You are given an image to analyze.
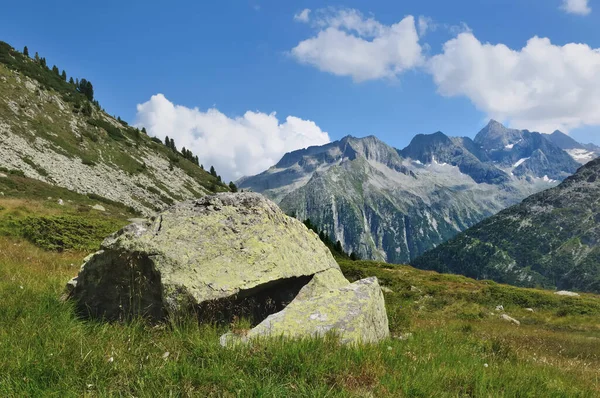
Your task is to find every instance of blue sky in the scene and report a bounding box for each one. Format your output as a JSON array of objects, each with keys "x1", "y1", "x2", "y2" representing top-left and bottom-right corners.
[{"x1": 1, "y1": 0, "x2": 599, "y2": 180}]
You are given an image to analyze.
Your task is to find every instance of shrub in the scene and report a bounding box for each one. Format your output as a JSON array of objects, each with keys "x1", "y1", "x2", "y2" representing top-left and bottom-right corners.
[
  {"x1": 19, "y1": 215, "x2": 123, "y2": 251},
  {"x1": 87, "y1": 119, "x2": 125, "y2": 141}
]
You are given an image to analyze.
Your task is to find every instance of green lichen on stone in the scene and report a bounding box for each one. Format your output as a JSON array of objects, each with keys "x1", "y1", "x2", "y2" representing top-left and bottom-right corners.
[{"x1": 223, "y1": 277, "x2": 390, "y2": 345}]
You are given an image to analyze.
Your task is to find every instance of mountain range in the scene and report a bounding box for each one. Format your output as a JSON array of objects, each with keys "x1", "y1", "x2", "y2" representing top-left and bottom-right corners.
[{"x1": 239, "y1": 120, "x2": 588, "y2": 263}]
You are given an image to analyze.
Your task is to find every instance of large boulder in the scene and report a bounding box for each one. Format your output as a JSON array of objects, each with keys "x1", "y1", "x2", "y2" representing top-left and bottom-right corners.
[{"x1": 66, "y1": 192, "x2": 389, "y2": 344}]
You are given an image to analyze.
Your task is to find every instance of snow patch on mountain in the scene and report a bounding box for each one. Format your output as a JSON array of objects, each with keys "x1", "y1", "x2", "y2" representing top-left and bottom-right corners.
[
  {"x1": 513, "y1": 158, "x2": 530, "y2": 168},
  {"x1": 566, "y1": 149, "x2": 597, "y2": 164}
]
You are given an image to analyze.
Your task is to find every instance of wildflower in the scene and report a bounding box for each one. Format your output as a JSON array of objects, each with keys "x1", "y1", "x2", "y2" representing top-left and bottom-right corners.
[{"x1": 108, "y1": 356, "x2": 114, "y2": 363}]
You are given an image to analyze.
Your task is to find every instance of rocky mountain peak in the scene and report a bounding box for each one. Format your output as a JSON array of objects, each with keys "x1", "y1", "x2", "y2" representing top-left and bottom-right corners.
[
  {"x1": 474, "y1": 119, "x2": 524, "y2": 151},
  {"x1": 546, "y1": 130, "x2": 586, "y2": 151}
]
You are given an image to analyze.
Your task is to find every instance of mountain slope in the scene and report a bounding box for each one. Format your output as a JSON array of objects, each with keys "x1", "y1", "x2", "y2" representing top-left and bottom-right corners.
[
  {"x1": 0, "y1": 41, "x2": 228, "y2": 215},
  {"x1": 412, "y1": 158, "x2": 600, "y2": 293},
  {"x1": 240, "y1": 125, "x2": 577, "y2": 263}
]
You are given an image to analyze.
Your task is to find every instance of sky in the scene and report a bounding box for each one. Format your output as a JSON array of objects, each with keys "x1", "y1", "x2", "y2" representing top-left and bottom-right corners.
[{"x1": 1, "y1": 0, "x2": 600, "y2": 181}]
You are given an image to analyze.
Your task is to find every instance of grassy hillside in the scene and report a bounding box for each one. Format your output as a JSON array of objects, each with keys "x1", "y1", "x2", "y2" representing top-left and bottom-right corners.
[
  {"x1": 0, "y1": 41, "x2": 230, "y2": 214},
  {"x1": 1, "y1": 193, "x2": 599, "y2": 396}
]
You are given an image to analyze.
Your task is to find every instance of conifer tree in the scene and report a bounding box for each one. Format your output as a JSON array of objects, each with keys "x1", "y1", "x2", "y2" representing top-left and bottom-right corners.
[
  {"x1": 141, "y1": 127, "x2": 147, "y2": 134},
  {"x1": 335, "y1": 240, "x2": 343, "y2": 253},
  {"x1": 169, "y1": 138, "x2": 175, "y2": 151},
  {"x1": 76, "y1": 79, "x2": 94, "y2": 101},
  {"x1": 61, "y1": 70, "x2": 67, "y2": 81},
  {"x1": 23, "y1": 46, "x2": 29, "y2": 57},
  {"x1": 34, "y1": 52, "x2": 39, "y2": 62},
  {"x1": 82, "y1": 101, "x2": 93, "y2": 116},
  {"x1": 229, "y1": 181, "x2": 238, "y2": 192},
  {"x1": 69, "y1": 77, "x2": 74, "y2": 85},
  {"x1": 210, "y1": 166, "x2": 217, "y2": 177}
]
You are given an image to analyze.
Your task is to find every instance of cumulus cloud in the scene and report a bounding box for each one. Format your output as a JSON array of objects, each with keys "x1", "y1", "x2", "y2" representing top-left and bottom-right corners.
[
  {"x1": 561, "y1": 0, "x2": 591, "y2": 15},
  {"x1": 290, "y1": 9, "x2": 424, "y2": 82},
  {"x1": 135, "y1": 94, "x2": 330, "y2": 181},
  {"x1": 417, "y1": 16, "x2": 434, "y2": 36},
  {"x1": 429, "y1": 32, "x2": 600, "y2": 133},
  {"x1": 294, "y1": 8, "x2": 311, "y2": 23}
]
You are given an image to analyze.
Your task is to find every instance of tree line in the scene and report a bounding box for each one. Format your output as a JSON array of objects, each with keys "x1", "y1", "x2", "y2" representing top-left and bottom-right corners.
[
  {"x1": 162, "y1": 135, "x2": 238, "y2": 192},
  {"x1": 23, "y1": 45, "x2": 95, "y2": 103}
]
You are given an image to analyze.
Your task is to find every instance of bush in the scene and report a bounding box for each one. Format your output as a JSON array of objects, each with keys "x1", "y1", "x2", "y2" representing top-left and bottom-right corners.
[
  {"x1": 81, "y1": 157, "x2": 96, "y2": 166},
  {"x1": 87, "y1": 119, "x2": 125, "y2": 141},
  {"x1": 21, "y1": 157, "x2": 49, "y2": 177},
  {"x1": 19, "y1": 215, "x2": 123, "y2": 251}
]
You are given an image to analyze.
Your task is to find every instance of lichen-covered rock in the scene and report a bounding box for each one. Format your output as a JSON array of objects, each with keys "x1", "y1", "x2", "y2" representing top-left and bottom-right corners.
[
  {"x1": 67, "y1": 193, "x2": 344, "y2": 322},
  {"x1": 221, "y1": 277, "x2": 390, "y2": 346}
]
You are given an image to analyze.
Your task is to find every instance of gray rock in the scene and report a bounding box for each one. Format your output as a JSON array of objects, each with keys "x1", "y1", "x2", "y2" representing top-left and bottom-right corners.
[
  {"x1": 495, "y1": 305, "x2": 504, "y2": 312},
  {"x1": 221, "y1": 277, "x2": 389, "y2": 346},
  {"x1": 91, "y1": 204, "x2": 106, "y2": 212},
  {"x1": 66, "y1": 192, "x2": 389, "y2": 344},
  {"x1": 500, "y1": 314, "x2": 520, "y2": 325},
  {"x1": 555, "y1": 290, "x2": 580, "y2": 297},
  {"x1": 57, "y1": 198, "x2": 64, "y2": 205}
]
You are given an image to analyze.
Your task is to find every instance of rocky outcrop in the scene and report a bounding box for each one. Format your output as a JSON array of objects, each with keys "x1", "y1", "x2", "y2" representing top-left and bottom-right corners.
[{"x1": 66, "y1": 192, "x2": 389, "y2": 344}]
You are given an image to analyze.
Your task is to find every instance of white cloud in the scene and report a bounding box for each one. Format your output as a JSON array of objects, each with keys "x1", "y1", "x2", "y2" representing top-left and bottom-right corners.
[
  {"x1": 429, "y1": 32, "x2": 600, "y2": 133},
  {"x1": 294, "y1": 8, "x2": 311, "y2": 23},
  {"x1": 417, "y1": 16, "x2": 433, "y2": 36},
  {"x1": 291, "y1": 9, "x2": 424, "y2": 82},
  {"x1": 561, "y1": 0, "x2": 591, "y2": 15},
  {"x1": 135, "y1": 94, "x2": 330, "y2": 181}
]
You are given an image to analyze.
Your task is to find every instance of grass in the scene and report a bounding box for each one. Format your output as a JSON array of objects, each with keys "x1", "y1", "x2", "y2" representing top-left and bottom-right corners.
[{"x1": 1, "y1": 199, "x2": 600, "y2": 396}]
